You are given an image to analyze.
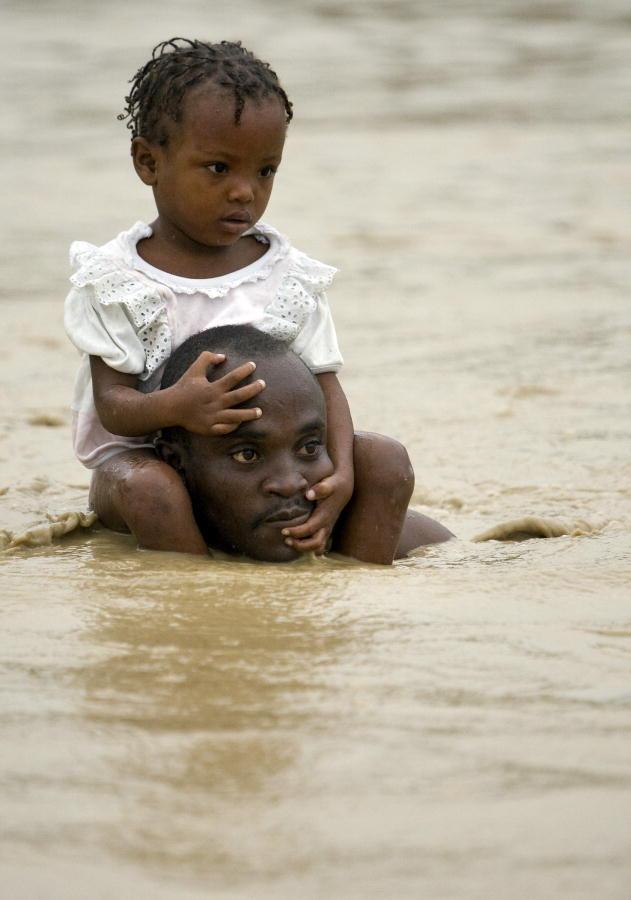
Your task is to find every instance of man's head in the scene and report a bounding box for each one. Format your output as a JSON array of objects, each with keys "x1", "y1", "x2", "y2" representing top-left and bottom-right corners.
[{"x1": 157, "y1": 326, "x2": 334, "y2": 561}]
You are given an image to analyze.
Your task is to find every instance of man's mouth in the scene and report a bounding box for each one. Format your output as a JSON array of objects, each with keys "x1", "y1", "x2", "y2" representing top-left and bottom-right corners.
[{"x1": 260, "y1": 504, "x2": 312, "y2": 527}]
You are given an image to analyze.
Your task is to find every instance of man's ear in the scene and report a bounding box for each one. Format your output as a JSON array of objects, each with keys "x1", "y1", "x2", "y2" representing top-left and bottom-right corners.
[
  {"x1": 131, "y1": 136, "x2": 161, "y2": 186},
  {"x1": 155, "y1": 437, "x2": 186, "y2": 474}
]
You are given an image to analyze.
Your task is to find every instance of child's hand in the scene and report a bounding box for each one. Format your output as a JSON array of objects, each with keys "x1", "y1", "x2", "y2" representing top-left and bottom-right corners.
[
  {"x1": 281, "y1": 470, "x2": 354, "y2": 555},
  {"x1": 170, "y1": 351, "x2": 265, "y2": 435}
]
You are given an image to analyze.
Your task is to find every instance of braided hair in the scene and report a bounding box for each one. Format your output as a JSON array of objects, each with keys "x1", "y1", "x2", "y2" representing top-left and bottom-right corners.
[{"x1": 118, "y1": 37, "x2": 293, "y2": 144}]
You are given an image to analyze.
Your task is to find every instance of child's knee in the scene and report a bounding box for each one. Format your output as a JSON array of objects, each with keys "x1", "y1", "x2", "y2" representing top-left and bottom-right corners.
[
  {"x1": 353, "y1": 432, "x2": 415, "y2": 506},
  {"x1": 117, "y1": 462, "x2": 190, "y2": 521}
]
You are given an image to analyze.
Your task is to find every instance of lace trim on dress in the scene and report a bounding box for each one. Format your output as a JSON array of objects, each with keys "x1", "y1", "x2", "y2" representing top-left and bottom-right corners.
[
  {"x1": 68, "y1": 223, "x2": 335, "y2": 378},
  {"x1": 68, "y1": 221, "x2": 291, "y2": 376},
  {"x1": 258, "y1": 249, "x2": 337, "y2": 341},
  {"x1": 119, "y1": 220, "x2": 291, "y2": 298},
  {"x1": 69, "y1": 242, "x2": 172, "y2": 378}
]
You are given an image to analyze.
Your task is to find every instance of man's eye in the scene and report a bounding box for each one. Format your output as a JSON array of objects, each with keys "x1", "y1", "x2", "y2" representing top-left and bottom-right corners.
[
  {"x1": 260, "y1": 165, "x2": 277, "y2": 178},
  {"x1": 231, "y1": 448, "x2": 259, "y2": 464},
  {"x1": 208, "y1": 162, "x2": 228, "y2": 174},
  {"x1": 300, "y1": 440, "x2": 321, "y2": 458}
]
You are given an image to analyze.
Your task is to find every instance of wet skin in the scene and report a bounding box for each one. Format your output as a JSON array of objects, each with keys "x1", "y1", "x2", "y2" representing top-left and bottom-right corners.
[
  {"x1": 159, "y1": 354, "x2": 335, "y2": 562},
  {"x1": 131, "y1": 83, "x2": 287, "y2": 279},
  {"x1": 127, "y1": 82, "x2": 354, "y2": 554}
]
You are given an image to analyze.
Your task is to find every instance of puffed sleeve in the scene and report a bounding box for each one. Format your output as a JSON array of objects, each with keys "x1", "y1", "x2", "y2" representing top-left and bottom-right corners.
[
  {"x1": 257, "y1": 248, "x2": 343, "y2": 373},
  {"x1": 65, "y1": 286, "x2": 146, "y2": 375},
  {"x1": 289, "y1": 291, "x2": 343, "y2": 373},
  {"x1": 63, "y1": 241, "x2": 172, "y2": 380}
]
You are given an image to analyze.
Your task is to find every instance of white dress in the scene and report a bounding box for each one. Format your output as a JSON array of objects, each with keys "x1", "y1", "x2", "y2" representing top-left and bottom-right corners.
[{"x1": 64, "y1": 221, "x2": 343, "y2": 469}]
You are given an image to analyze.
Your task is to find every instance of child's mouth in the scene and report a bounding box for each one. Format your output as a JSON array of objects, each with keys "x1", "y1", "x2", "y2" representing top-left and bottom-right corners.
[{"x1": 219, "y1": 215, "x2": 252, "y2": 234}]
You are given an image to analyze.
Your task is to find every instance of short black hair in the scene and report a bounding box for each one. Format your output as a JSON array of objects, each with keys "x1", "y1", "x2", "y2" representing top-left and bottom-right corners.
[
  {"x1": 159, "y1": 325, "x2": 296, "y2": 447},
  {"x1": 161, "y1": 324, "x2": 289, "y2": 390},
  {"x1": 118, "y1": 37, "x2": 293, "y2": 144}
]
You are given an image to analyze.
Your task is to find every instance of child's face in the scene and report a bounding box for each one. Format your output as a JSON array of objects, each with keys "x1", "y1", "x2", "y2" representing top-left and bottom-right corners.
[{"x1": 137, "y1": 83, "x2": 287, "y2": 251}]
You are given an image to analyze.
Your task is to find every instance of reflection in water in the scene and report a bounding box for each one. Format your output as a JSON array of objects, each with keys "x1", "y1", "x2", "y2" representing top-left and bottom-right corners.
[{"x1": 74, "y1": 547, "x2": 356, "y2": 873}]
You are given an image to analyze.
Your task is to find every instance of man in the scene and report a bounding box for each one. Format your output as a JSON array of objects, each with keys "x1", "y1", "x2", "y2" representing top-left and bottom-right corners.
[{"x1": 157, "y1": 325, "x2": 453, "y2": 563}]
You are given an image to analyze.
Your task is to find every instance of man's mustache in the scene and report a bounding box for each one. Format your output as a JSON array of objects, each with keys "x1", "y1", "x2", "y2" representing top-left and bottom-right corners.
[{"x1": 253, "y1": 499, "x2": 314, "y2": 529}]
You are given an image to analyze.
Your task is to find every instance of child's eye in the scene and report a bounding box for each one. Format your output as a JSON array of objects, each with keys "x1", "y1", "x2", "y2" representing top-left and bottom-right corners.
[
  {"x1": 208, "y1": 162, "x2": 228, "y2": 174},
  {"x1": 231, "y1": 448, "x2": 259, "y2": 464},
  {"x1": 299, "y1": 440, "x2": 322, "y2": 458},
  {"x1": 259, "y1": 165, "x2": 277, "y2": 178}
]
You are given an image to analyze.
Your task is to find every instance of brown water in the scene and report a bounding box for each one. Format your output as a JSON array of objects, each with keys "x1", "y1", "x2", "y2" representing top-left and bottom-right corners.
[{"x1": 2, "y1": 1, "x2": 631, "y2": 897}]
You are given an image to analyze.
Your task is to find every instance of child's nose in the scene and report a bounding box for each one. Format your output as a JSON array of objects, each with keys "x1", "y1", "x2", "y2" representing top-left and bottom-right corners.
[{"x1": 227, "y1": 176, "x2": 255, "y2": 204}]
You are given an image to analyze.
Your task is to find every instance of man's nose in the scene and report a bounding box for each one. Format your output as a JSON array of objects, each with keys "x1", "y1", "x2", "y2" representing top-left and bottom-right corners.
[
  {"x1": 227, "y1": 175, "x2": 255, "y2": 203},
  {"x1": 262, "y1": 460, "x2": 309, "y2": 497}
]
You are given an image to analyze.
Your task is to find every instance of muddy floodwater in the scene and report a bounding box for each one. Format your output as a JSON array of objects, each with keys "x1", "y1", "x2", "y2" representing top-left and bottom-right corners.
[{"x1": 1, "y1": 1, "x2": 631, "y2": 897}]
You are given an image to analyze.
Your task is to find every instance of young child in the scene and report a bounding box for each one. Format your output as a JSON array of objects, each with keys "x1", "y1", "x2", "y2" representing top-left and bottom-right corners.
[{"x1": 64, "y1": 37, "x2": 412, "y2": 561}]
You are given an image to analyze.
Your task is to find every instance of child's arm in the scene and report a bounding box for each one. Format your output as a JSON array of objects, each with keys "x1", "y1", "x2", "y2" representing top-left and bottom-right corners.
[
  {"x1": 90, "y1": 352, "x2": 265, "y2": 437},
  {"x1": 282, "y1": 372, "x2": 355, "y2": 554}
]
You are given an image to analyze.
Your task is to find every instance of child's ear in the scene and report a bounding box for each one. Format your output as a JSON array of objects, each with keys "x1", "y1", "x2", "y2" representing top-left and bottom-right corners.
[
  {"x1": 132, "y1": 137, "x2": 160, "y2": 186},
  {"x1": 155, "y1": 438, "x2": 185, "y2": 474}
]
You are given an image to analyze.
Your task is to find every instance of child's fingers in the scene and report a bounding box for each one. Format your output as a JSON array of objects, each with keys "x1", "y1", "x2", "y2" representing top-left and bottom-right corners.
[
  {"x1": 284, "y1": 527, "x2": 328, "y2": 555},
  {"x1": 217, "y1": 407, "x2": 263, "y2": 423},
  {"x1": 282, "y1": 510, "x2": 327, "y2": 539},
  {"x1": 185, "y1": 350, "x2": 226, "y2": 377},
  {"x1": 193, "y1": 407, "x2": 262, "y2": 436},
  {"x1": 209, "y1": 421, "x2": 241, "y2": 435},
  {"x1": 208, "y1": 407, "x2": 262, "y2": 431},
  {"x1": 222, "y1": 379, "x2": 266, "y2": 407},
  {"x1": 216, "y1": 360, "x2": 257, "y2": 390},
  {"x1": 305, "y1": 478, "x2": 336, "y2": 502}
]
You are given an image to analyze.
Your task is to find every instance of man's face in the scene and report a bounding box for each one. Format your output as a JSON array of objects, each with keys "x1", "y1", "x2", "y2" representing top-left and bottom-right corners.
[{"x1": 169, "y1": 354, "x2": 334, "y2": 562}]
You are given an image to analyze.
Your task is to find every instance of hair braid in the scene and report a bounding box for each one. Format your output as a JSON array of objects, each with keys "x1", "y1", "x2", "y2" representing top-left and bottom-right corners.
[{"x1": 118, "y1": 37, "x2": 293, "y2": 144}]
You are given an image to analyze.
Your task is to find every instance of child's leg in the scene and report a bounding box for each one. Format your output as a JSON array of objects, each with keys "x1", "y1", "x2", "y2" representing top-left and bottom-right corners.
[
  {"x1": 89, "y1": 449, "x2": 208, "y2": 555},
  {"x1": 332, "y1": 432, "x2": 453, "y2": 564}
]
